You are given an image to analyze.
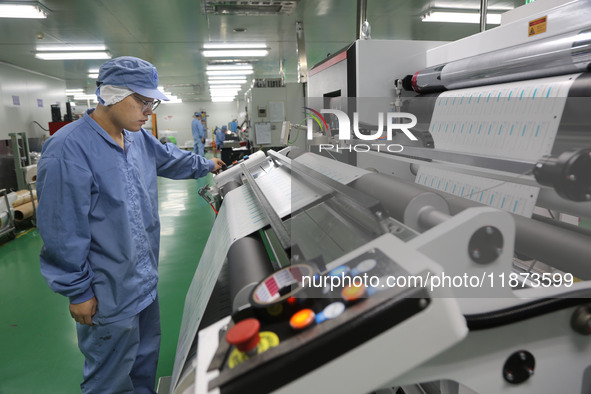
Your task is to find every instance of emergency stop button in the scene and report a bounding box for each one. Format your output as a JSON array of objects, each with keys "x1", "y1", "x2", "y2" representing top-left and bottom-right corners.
[{"x1": 226, "y1": 318, "x2": 261, "y2": 353}]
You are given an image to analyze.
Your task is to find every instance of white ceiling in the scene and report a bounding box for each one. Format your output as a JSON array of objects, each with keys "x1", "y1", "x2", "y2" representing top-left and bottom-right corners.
[{"x1": 0, "y1": 0, "x2": 524, "y2": 102}]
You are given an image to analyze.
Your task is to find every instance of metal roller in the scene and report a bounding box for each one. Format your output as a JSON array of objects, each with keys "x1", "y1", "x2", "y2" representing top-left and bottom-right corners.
[
  {"x1": 349, "y1": 172, "x2": 450, "y2": 232},
  {"x1": 409, "y1": 27, "x2": 591, "y2": 94},
  {"x1": 351, "y1": 172, "x2": 591, "y2": 279}
]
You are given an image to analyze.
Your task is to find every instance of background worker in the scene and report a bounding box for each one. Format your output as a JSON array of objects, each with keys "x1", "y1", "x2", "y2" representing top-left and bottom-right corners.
[
  {"x1": 229, "y1": 118, "x2": 238, "y2": 133},
  {"x1": 36, "y1": 56, "x2": 224, "y2": 394},
  {"x1": 192, "y1": 111, "x2": 206, "y2": 156},
  {"x1": 215, "y1": 124, "x2": 227, "y2": 153}
]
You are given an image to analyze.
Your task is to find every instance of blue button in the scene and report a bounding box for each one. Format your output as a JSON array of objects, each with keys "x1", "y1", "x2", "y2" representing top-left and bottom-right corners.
[{"x1": 330, "y1": 265, "x2": 349, "y2": 277}]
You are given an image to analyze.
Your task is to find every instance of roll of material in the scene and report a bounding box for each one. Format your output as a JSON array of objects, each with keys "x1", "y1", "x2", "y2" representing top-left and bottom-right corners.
[
  {"x1": 227, "y1": 235, "x2": 275, "y2": 313},
  {"x1": 0, "y1": 211, "x2": 9, "y2": 230},
  {"x1": 14, "y1": 200, "x2": 36, "y2": 221},
  {"x1": 411, "y1": 27, "x2": 591, "y2": 93},
  {"x1": 0, "y1": 193, "x2": 16, "y2": 213},
  {"x1": 23, "y1": 165, "x2": 37, "y2": 184},
  {"x1": 12, "y1": 190, "x2": 36, "y2": 208}
]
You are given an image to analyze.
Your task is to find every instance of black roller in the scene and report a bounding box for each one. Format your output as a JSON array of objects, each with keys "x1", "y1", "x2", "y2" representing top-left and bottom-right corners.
[{"x1": 227, "y1": 234, "x2": 275, "y2": 313}]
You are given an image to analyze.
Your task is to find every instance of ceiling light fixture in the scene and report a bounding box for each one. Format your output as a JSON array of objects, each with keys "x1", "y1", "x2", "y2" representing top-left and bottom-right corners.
[
  {"x1": 36, "y1": 44, "x2": 107, "y2": 51},
  {"x1": 208, "y1": 80, "x2": 247, "y2": 85},
  {"x1": 206, "y1": 70, "x2": 254, "y2": 76},
  {"x1": 206, "y1": 64, "x2": 252, "y2": 71},
  {"x1": 211, "y1": 97, "x2": 236, "y2": 102},
  {"x1": 204, "y1": 42, "x2": 267, "y2": 49},
  {"x1": 65, "y1": 89, "x2": 84, "y2": 94},
  {"x1": 88, "y1": 73, "x2": 99, "y2": 79},
  {"x1": 202, "y1": 50, "x2": 268, "y2": 58},
  {"x1": 208, "y1": 76, "x2": 250, "y2": 80},
  {"x1": 0, "y1": 2, "x2": 50, "y2": 19},
  {"x1": 421, "y1": 10, "x2": 503, "y2": 24},
  {"x1": 35, "y1": 52, "x2": 112, "y2": 60}
]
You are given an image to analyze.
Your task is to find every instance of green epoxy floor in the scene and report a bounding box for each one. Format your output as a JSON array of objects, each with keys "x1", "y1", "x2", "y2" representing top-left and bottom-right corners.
[{"x1": 0, "y1": 175, "x2": 216, "y2": 393}]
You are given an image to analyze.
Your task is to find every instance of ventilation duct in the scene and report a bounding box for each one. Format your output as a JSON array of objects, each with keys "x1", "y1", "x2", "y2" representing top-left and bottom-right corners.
[{"x1": 204, "y1": 1, "x2": 298, "y2": 15}]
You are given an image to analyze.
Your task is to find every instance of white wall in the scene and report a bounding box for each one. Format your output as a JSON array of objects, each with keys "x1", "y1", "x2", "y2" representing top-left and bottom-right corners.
[
  {"x1": 155, "y1": 100, "x2": 244, "y2": 147},
  {"x1": 0, "y1": 61, "x2": 67, "y2": 140}
]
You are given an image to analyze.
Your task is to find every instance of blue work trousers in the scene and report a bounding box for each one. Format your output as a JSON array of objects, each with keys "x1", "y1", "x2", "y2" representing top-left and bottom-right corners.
[
  {"x1": 193, "y1": 141, "x2": 205, "y2": 157},
  {"x1": 76, "y1": 298, "x2": 161, "y2": 394}
]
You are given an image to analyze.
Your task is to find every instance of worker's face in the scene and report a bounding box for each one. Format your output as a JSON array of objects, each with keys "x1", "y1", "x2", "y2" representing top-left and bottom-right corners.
[{"x1": 110, "y1": 94, "x2": 154, "y2": 132}]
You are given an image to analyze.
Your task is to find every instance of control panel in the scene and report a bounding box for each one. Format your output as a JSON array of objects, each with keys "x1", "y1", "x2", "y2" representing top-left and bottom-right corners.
[{"x1": 194, "y1": 234, "x2": 468, "y2": 394}]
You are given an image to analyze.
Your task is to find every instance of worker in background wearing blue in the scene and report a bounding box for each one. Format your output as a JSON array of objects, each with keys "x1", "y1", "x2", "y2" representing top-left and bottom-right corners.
[
  {"x1": 36, "y1": 56, "x2": 224, "y2": 394},
  {"x1": 192, "y1": 112, "x2": 206, "y2": 156},
  {"x1": 229, "y1": 118, "x2": 238, "y2": 133},
  {"x1": 215, "y1": 124, "x2": 227, "y2": 152}
]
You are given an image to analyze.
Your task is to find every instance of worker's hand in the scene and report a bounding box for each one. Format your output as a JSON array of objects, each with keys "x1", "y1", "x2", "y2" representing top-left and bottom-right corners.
[
  {"x1": 211, "y1": 158, "x2": 226, "y2": 172},
  {"x1": 201, "y1": 138, "x2": 205, "y2": 143},
  {"x1": 69, "y1": 297, "x2": 97, "y2": 326}
]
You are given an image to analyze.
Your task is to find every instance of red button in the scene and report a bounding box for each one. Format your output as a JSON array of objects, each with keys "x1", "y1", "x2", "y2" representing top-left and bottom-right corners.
[{"x1": 226, "y1": 318, "x2": 261, "y2": 352}]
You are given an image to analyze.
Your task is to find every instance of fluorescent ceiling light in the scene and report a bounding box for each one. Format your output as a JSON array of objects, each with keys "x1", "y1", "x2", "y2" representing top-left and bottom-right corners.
[
  {"x1": 65, "y1": 89, "x2": 84, "y2": 94},
  {"x1": 36, "y1": 45, "x2": 107, "y2": 51},
  {"x1": 209, "y1": 85, "x2": 241, "y2": 89},
  {"x1": 202, "y1": 50, "x2": 268, "y2": 57},
  {"x1": 88, "y1": 68, "x2": 100, "y2": 73},
  {"x1": 210, "y1": 91, "x2": 239, "y2": 96},
  {"x1": 36, "y1": 52, "x2": 112, "y2": 60},
  {"x1": 204, "y1": 43, "x2": 267, "y2": 49},
  {"x1": 421, "y1": 11, "x2": 502, "y2": 24},
  {"x1": 206, "y1": 64, "x2": 252, "y2": 71},
  {"x1": 212, "y1": 97, "x2": 236, "y2": 102},
  {"x1": 88, "y1": 73, "x2": 99, "y2": 79},
  {"x1": 206, "y1": 70, "x2": 254, "y2": 76},
  {"x1": 208, "y1": 76, "x2": 249, "y2": 80},
  {"x1": 0, "y1": 2, "x2": 49, "y2": 19},
  {"x1": 73, "y1": 94, "x2": 98, "y2": 102},
  {"x1": 208, "y1": 80, "x2": 247, "y2": 85}
]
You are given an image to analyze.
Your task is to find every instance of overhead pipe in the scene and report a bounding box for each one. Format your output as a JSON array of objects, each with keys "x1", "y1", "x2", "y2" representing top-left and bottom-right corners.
[
  {"x1": 480, "y1": 0, "x2": 488, "y2": 32},
  {"x1": 356, "y1": 0, "x2": 368, "y2": 40}
]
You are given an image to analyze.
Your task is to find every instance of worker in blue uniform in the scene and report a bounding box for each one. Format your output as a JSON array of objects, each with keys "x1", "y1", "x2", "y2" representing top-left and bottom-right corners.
[
  {"x1": 192, "y1": 112, "x2": 206, "y2": 156},
  {"x1": 215, "y1": 124, "x2": 227, "y2": 152},
  {"x1": 36, "y1": 56, "x2": 224, "y2": 394},
  {"x1": 229, "y1": 118, "x2": 238, "y2": 133}
]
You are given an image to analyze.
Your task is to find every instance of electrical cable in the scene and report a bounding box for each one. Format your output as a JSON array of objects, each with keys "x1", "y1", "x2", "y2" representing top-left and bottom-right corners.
[
  {"x1": 32, "y1": 121, "x2": 49, "y2": 132},
  {"x1": 464, "y1": 287, "x2": 591, "y2": 330}
]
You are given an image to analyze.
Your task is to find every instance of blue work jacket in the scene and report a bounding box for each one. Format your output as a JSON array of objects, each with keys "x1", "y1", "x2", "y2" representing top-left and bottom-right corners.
[
  {"x1": 192, "y1": 118, "x2": 205, "y2": 145},
  {"x1": 37, "y1": 110, "x2": 214, "y2": 324}
]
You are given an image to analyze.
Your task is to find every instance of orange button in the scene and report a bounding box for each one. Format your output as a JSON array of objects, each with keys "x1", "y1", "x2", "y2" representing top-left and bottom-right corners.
[
  {"x1": 341, "y1": 284, "x2": 366, "y2": 301},
  {"x1": 289, "y1": 309, "x2": 316, "y2": 330}
]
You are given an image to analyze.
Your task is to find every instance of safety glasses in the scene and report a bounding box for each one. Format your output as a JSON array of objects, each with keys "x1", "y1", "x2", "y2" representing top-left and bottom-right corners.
[{"x1": 132, "y1": 94, "x2": 161, "y2": 112}]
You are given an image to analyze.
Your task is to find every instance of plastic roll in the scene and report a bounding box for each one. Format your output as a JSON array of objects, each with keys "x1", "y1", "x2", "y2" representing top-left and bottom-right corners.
[
  {"x1": 410, "y1": 28, "x2": 591, "y2": 93},
  {"x1": 227, "y1": 235, "x2": 275, "y2": 313},
  {"x1": 23, "y1": 165, "x2": 37, "y2": 184},
  {"x1": 14, "y1": 200, "x2": 36, "y2": 221},
  {"x1": 12, "y1": 190, "x2": 36, "y2": 208},
  {"x1": 0, "y1": 211, "x2": 9, "y2": 230}
]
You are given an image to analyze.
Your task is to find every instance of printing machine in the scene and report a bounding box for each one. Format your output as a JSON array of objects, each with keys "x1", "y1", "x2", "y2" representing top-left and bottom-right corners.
[{"x1": 164, "y1": 2, "x2": 591, "y2": 393}]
